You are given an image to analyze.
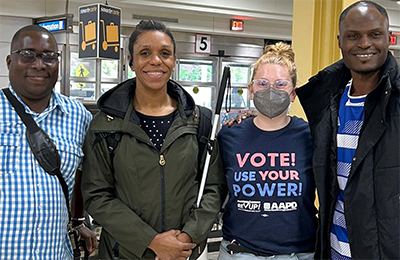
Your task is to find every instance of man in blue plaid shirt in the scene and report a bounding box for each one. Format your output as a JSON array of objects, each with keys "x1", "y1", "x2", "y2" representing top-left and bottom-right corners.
[{"x1": 0, "y1": 25, "x2": 96, "y2": 259}]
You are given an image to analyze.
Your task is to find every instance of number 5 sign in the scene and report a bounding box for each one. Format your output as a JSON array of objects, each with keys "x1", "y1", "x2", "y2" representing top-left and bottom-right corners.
[{"x1": 195, "y1": 34, "x2": 212, "y2": 54}]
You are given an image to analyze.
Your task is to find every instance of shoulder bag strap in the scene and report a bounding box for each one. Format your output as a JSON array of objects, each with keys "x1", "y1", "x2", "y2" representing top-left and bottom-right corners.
[{"x1": 2, "y1": 88, "x2": 70, "y2": 215}]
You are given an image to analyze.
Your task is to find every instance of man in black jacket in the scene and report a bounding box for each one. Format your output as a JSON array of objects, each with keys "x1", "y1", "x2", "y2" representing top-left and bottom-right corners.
[{"x1": 297, "y1": 1, "x2": 399, "y2": 260}]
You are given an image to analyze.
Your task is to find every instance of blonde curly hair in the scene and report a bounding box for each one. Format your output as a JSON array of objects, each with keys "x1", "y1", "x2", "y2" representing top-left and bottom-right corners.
[{"x1": 250, "y1": 42, "x2": 297, "y2": 87}]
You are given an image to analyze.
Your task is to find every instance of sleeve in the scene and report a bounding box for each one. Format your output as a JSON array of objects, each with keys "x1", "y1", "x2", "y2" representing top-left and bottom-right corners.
[
  {"x1": 181, "y1": 138, "x2": 228, "y2": 244},
  {"x1": 81, "y1": 127, "x2": 157, "y2": 258},
  {"x1": 77, "y1": 111, "x2": 92, "y2": 172}
]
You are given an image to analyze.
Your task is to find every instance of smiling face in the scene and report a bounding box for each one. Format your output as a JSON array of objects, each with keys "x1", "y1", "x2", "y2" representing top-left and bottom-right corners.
[
  {"x1": 338, "y1": 5, "x2": 390, "y2": 76},
  {"x1": 6, "y1": 31, "x2": 58, "y2": 109},
  {"x1": 131, "y1": 30, "x2": 176, "y2": 93}
]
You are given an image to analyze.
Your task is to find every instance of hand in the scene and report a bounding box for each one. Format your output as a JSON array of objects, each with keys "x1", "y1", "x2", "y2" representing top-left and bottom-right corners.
[
  {"x1": 79, "y1": 226, "x2": 98, "y2": 255},
  {"x1": 148, "y1": 230, "x2": 196, "y2": 260},
  {"x1": 176, "y1": 232, "x2": 192, "y2": 243},
  {"x1": 222, "y1": 111, "x2": 256, "y2": 127}
]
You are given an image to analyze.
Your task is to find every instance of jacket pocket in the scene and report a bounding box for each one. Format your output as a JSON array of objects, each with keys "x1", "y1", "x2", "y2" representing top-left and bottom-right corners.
[
  {"x1": 374, "y1": 166, "x2": 400, "y2": 212},
  {"x1": 377, "y1": 192, "x2": 400, "y2": 219}
]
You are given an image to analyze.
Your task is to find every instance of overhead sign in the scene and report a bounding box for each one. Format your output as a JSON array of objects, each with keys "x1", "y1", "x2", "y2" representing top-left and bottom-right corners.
[
  {"x1": 79, "y1": 3, "x2": 121, "y2": 59},
  {"x1": 195, "y1": 34, "x2": 212, "y2": 54},
  {"x1": 34, "y1": 14, "x2": 73, "y2": 33},
  {"x1": 39, "y1": 20, "x2": 66, "y2": 32},
  {"x1": 230, "y1": 19, "x2": 244, "y2": 31},
  {"x1": 390, "y1": 35, "x2": 397, "y2": 45}
]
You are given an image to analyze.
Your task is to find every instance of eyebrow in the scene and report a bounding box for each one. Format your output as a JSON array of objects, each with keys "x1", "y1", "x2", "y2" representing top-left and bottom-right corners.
[{"x1": 137, "y1": 44, "x2": 172, "y2": 49}]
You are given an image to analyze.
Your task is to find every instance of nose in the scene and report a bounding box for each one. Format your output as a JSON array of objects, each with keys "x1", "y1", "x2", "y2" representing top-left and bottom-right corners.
[
  {"x1": 149, "y1": 53, "x2": 162, "y2": 65},
  {"x1": 358, "y1": 34, "x2": 372, "y2": 49},
  {"x1": 30, "y1": 55, "x2": 46, "y2": 69}
]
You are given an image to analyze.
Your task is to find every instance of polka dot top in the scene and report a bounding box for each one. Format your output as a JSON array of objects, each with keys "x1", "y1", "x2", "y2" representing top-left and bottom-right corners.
[{"x1": 136, "y1": 110, "x2": 176, "y2": 151}]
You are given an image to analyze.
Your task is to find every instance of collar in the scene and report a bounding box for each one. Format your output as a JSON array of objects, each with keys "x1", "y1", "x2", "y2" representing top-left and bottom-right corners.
[{"x1": 8, "y1": 84, "x2": 68, "y2": 116}]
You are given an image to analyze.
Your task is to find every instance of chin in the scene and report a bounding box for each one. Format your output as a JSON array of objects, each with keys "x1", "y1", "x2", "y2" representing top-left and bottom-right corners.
[{"x1": 351, "y1": 66, "x2": 380, "y2": 75}]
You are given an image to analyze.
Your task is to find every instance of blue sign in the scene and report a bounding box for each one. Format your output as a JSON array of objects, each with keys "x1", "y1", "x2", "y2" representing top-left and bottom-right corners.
[{"x1": 38, "y1": 20, "x2": 66, "y2": 32}]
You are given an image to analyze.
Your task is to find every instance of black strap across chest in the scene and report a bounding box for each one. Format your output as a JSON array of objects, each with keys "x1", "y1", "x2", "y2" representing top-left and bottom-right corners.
[{"x1": 2, "y1": 88, "x2": 70, "y2": 215}]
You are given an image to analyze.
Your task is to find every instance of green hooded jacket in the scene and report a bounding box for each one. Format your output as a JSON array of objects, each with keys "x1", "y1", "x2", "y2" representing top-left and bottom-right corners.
[{"x1": 81, "y1": 78, "x2": 227, "y2": 259}]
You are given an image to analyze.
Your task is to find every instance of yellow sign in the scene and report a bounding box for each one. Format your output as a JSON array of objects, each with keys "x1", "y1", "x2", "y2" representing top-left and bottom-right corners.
[
  {"x1": 101, "y1": 20, "x2": 119, "y2": 52},
  {"x1": 76, "y1": 64, "x2": 90, "y2": 77},
  {"x1": 79, "y1": 3, "x2": 121, "y2": 59},
  {"x1": 80, "y1": 21, "x2": 97, "y2": 51}
]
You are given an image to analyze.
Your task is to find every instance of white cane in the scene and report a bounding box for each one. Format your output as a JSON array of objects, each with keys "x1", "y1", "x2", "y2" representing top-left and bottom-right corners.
[{"x1": 194, "y1": 67, "x2": 231, "y2": 260}]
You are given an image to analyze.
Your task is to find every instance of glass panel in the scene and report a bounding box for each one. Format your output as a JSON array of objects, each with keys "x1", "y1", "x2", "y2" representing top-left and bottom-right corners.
[
  {"x1": 178, "y1": 59, "x2": 213, "y2": 82},
  {"x1": 229, "y1": 66, "x2": 250, "y2": 84},
  {"x1": 231, "y1": 87, "x2": 249, "y2": 108},
  {"x1": 128, "y1": 69, "x2": 136, "y2": 79},
  {"x1": 102, "y1": 60, "x2": 119, "y2": 79},
  {"x1": 182, "y1": 86, "x2": 214, "y2": 109},
  {"x1": 69, "y1": 82, "x2": 96, "y2": 101},
  {"x1": 222, "y1": 61, "x2": 252, "y2": 84},
  {"x1": 70, "y1": 52, "x2": 96, "y2": 78},
  {"x1": 222, "y1": 87, "x2": 249, "y2": 109},
  {"x1": 55, "y1": 81, "x2": 61, "y2": 93},
  {"x1": 101, "y1": 83, "x2": 116, "y2": 97}
]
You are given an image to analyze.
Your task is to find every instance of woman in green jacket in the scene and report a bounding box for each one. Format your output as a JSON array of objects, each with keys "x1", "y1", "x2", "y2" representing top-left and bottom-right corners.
[{"x1": 81, "y1": 20, "x2": 226, "y2": 260}]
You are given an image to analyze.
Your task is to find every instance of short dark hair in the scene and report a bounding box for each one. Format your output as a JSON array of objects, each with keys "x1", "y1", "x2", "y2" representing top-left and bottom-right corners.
[
  {"x1": 128, "y1": 20, "x2": 176, "y2": 66},
  {"x1": 10, "y1": 25, "x2": 57, "y2": 52},
  {"x1": 339, "y1": 1, "x2": 389, "y2": 31}
]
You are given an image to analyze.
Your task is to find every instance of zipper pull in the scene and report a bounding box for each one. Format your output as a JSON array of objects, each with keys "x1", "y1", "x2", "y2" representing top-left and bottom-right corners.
[
  {"x1": 107, "y1": 115, "x2": 114, "y2": 122},
  {"x1": 159, "y1": 155, "x2": 166, "y2": 166},
  {"x1": 193, "y1": 111, "x2": 198, "y2": 122}
]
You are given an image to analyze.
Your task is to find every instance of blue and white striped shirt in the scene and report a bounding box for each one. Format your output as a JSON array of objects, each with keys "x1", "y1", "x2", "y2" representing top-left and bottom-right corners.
[
  {"x1": 0, "y1": 85, "x2": 92, "y2": 260},
  {"x1": 331, "y1": 79, "x2": 365, "y2": 260}
]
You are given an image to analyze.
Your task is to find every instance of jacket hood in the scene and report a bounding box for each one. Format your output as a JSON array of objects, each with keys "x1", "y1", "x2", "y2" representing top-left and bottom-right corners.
[{"x1": 97, "y1": 78, "x2": 196, "y2": 119}]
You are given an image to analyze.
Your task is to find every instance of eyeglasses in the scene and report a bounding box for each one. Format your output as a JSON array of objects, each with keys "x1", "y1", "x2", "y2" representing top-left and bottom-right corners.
[
  {"x1": 11, "y1": 49, "x2": 60, "y2": 65},
  {"x1": 252, "y1": 79, "x2": 292, "y2": 90}
]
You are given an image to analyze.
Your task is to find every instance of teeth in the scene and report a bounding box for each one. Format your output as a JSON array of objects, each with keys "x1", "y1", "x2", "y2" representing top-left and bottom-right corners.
[
  {"x1": 356, "y1": 54, "x2": 373, "y2": 58},
  {"x1": 147, "y1": 72, "x2": 163, "y2": 75}
]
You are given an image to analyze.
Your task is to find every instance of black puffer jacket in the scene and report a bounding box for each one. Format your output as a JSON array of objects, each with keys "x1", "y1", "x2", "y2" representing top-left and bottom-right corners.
[{"x1": 297, "y1": 53, "x2": 400, "y2": 260}]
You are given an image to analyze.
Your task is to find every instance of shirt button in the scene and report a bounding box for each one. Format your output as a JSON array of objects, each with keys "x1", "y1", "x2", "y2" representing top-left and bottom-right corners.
[
  {"x1": 37, "y1": 228, "x2": 40, "y2": 232},
  {"x1": 37, "y1": 184, "x2": 41, "y2": 188},
  {"x1": 353, "y1": 157, "x2": 356, "y2": 162}
]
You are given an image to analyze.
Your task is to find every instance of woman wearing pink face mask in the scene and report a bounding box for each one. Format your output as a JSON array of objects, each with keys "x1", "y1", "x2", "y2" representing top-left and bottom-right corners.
[{"x1": 217, "y1": 42, "x2": 317, "y2": 260}]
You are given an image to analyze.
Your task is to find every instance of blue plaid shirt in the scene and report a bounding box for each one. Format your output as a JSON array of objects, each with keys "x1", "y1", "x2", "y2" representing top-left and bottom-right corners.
[{"x1": 0, "y1": 85, "x2": 92, "y2": 260}]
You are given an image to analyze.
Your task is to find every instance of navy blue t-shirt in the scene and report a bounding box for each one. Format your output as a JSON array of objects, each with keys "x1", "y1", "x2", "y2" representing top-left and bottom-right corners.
[{"x1": 217, "y1": 116, "x2": 317, "y2": 255}]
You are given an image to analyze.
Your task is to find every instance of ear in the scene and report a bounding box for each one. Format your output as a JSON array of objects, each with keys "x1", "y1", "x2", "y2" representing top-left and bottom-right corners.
[
  {"x1": 291, "y1": 87, "x2": 298, "y2": 102},
  {"x1": 388, "y1": 31, "x2": 392, "y2": 44},
  {"x1": 247, "y1": 83, "x2": 254, "y2": 100},
  {"x1": 127, "y1": 54, "x2": 134, "y2": 71},
  {"x1": 6, "y1": 55, "x2": 11, "y2": 70},
  {"x1": 337, "y1": 34, "x2": 341, "y2": 49},
  {"x1": 172, "y1": 54, "x2": 177, "y2": 70}
]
